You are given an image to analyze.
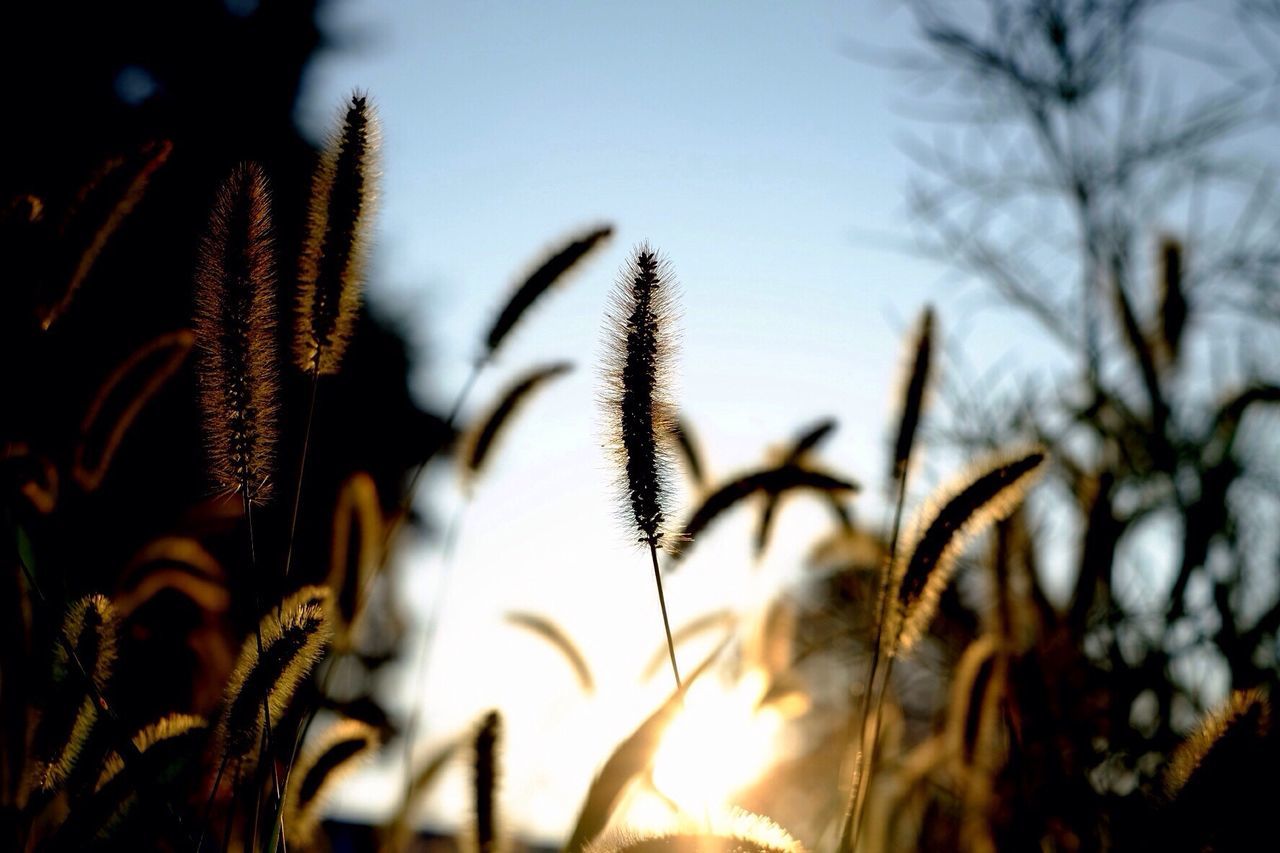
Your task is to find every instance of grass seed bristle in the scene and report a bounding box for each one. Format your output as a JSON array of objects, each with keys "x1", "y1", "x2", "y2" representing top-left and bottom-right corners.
[
  {"x1": 193, "y1": 162, "x2": 279, "y2": 504},
  {"x1": 462, "y1": 362, "x2": 573, "y2": 483},
  {"x1": 295, "y1": 92, "x2": 380, "y2": 376},
  {"x1": 484, "y1": 224, "x2": 613, "y2": 357},
  {"x1": 890, "y1": 306, "x2": 934, "y2": 485},
  {"x1": 31, "y1": 594, "x2": 118, "y2": 793},
  {"x1": 215, "y1": 585, "x2": 333, "y2": 769},
  {"x1": 285, "y1": 719, "x2": 379, "y2": 848},
  {"x1": 604, "y1": 243, "x2": 679, "y2": 550},
  {"x1": 1165, "y1": 688, "x2": 1270, "y2": 800},
  {"x1": 889, "y1": 449, "x2": 1046, "y2": 655}
]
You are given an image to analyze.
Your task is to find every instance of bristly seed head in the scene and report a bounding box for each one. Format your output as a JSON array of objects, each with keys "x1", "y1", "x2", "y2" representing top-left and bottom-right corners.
[
  {"x1": 295, "y1": 92, "x2": 380, "y2": 376},
  {"x1": 604, "y1": 243, "x2": 679, "y2": 551},
  {"x1": 193, "y1": 162, "x2": 279, "y2": 504}
]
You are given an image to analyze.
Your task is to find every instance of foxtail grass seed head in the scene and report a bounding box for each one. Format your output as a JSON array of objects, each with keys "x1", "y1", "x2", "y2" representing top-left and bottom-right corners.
[
  {"x1": 1157, "y1": 235, "x2": 1187, "y2": 361},
  {"x1": 193, "y1": 162, "x2": 279, "y2": 504},
  {"x1": 32, "y1": 594, "x2": 119, "y2": 793},
  {"x1": 285, "y1": 719, "x2": 379, "y2": 848},
  {"x1": 891, "y1": 306, "x2": 934, "y2": 485},
  {"x1": 1165, "y1": 688, "x2": 1270, "y2": 800},
  {"x1": 462, "y1": 362, "x2": 573, "y2": 483},
  {"x1": 216, "y1": 585, "x2": 333, "y2": 767},
  {"x1": 484, "y1": 224, "x2": 613, "y2": 358},
  {"x1": 295, "y1": 92, "x2": 379, "y2": 375},
  {"x1": 474, "y1": 710, "x2": 501, "y2": 853},
  {"x1": 96, "y1": 713, "x2": 208, "y2": 791},
  {"x1": 888, "y1": 449, "x2": 1046, "y2": 655},
  {"x1": 604, "y1": 244, "x2": 679, "y2": 551}
]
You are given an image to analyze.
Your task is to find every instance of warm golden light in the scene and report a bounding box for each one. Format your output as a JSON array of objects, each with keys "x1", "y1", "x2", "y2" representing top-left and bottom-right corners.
[{"x1": 649, "y1": 668, "x2": 789, "y2": 816}]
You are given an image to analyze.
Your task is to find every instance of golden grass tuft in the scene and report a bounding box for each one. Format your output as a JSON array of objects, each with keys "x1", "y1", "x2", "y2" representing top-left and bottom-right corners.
[
  {"x1": 327, "y1": 471, "x2": 384, "y2": 650},
  {"x1": 192, "y1": 162, "x2": 279, "y2": 504},
  {"x1": 295, "y1": 92, "x2": 380, "y2": 376},
  {"x1": 285, "y1": 718, "x2": 379, "y2": 848},
  {"x1": 890, "y1": 306, "x2": 933, "y2": 485},
  {"x1": 73, "y1": 329, "x2": 195, "y2": 492},
  {"x1": 96, "y1": 713, "x2": 208, "y2": 791},
  {"x1": 888, "y1": 449, "x2": 1046, "y2": 655},
  {"x1": 215, "y1": 585, "x2": 333, "y2": 768},
  {"x1": 31, "y1": 593, "x2": 119, "y2": 794},
  {"x1": 461, "y1": 362, "x2": 573, "y2": 484},
  {"x1": 1165, "y1": 688, "x2": 1270, "y2": 800},
  {"x1": 484, "y1": 224, "x2": 613, "y2": 358}
]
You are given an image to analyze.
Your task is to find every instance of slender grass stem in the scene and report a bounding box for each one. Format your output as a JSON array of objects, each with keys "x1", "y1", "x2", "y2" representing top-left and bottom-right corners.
[
  {"x1": 243, "y1": 496, "x2": 287, "y2": 853},
  {"x1": 195, "y1": 751, "x2": 232, "y2": 853},
  {"x1": 281, "y1": 371, "x2": 320, "y2": 586},
  {"x1": 393, "y1": 358, "x2": 484, "y2": 823},
  {"x1": 650, "y1": 542, "x2": 682, "y2": 690},
  {"x1": 281, "y1": 358, "x2": 484, "y2": 832},
  {"x1": 839, "y1": 473, "x2": 910, "y2": 853}
]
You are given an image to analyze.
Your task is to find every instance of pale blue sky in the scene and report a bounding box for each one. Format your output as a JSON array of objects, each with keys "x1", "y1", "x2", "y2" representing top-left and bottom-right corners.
[{"x1": 290, "y1": 0, "x2": 1261, "y2": 841}]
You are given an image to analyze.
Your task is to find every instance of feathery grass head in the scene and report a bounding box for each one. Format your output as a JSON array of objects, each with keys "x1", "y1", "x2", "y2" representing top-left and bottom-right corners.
[
  {"x1": 49, "y1": 714, "x2": 206, "y2": 849},
  {"x1": 667, "y1": 415, "x2": 705, "y2": 490},
  {"x1": 32, "y1": 594, "x2": 119, "y2": 793},
  {"x1": 74, "y1": 329, "x2": 195, "y2": 492},
  {"x1": 890, "y1": 306, "x2": 934, "y2": 485},
  {"x1": 504, "y1": 612, "x2": 594, "y2": 693},
  {"x1": 474, "y1": 710, "x2": 502, "y2": 853},
  {"x1": 461, "y1": 362, "x2": 573, "y2": 484},
  {"x1": 193, "y1": 161, "x2": 279, "y2": 504},
  {"x1": 603, "y1": 243, "x2": 679, "y2": 550},
  {"x1": 484, "y1": 224, "x2": 613, "y2": 358},
  {"x1": 216, "y1": 585, "x2": 333, "y2": 766},
  {"x1": 295, "y1": 92, "x2": 380, "y2": 376},
  {"x1": 585, "y1": 808, "x2": 805, "y2": 853},
  {"x1": 285, "y1": 719, "x2": 380, "y2": 848},
  {"x1": 328, "y1": 472, "x2": 383, "y2": 650},
  {"x1": 37, "y1": 139, "x2": 172, "y2": 330},
  {"x1": 1165, "y1": 688, "x2": 1270, "y2": 801},
  {"x1": 888, "y1": 449, "x2": 1046, "y2": 655}
]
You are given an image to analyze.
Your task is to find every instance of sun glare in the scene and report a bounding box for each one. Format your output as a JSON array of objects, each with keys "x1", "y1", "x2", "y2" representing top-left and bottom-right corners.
[{"x1": 649, "y1": 668, "x2": 789, "y2": 816}]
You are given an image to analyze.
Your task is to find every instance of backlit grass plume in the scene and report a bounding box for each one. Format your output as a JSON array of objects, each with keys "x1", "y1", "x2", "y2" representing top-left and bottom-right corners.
[
  {"x1": 585, "y1": 808, "x2": 804, "y2": 853},
  {"x1": 603, "y1": 243, "x2": 682, "y2": 688},
  {"x1": 1165, "y1": 688, "x2": 1270, "y2": 800},
  {"x1": 53, "y1": 714, "x2": 206, "y2": 849},
  {"x1": 37, "y1": 139, "x2": 172, "y2": 330},
  {"x1": 891, "y1": 307, "x2": 933, "y2": 485},
  {"x1": 215, "y1": 585, "x2": 333, "y2": 767},
  {"x1": 474, "y1": 710, "x2": 501, "y2": 853},
  {"x1": 284, "y1": 719, "x2": 379, "y2": 848},
  {"x1": 672, "y1": 464, "x2": 858, "y2": 565},
  {"x1": 31, "y1": 594, "x2": 119, "y2": 794},
  {"x1": 295, "y1": 92, "x2": 379, "y2": 376},
  {"x1": 504, "y1": 612, "x2": 594, "y2": 693},
  {"x1": 605, "y1": 243, "x2": 679, "y2": 551},
  {"x1": 192, "y1": 162, "x2": 279, "y2": 504},
  {"x1": 484, "y1": 224, "x2": 613, "y2": 359},
  {"x1": 462, "y1": 362, "x2": 573, "y2": 484},
  {"x1": 888, "y1": 449, "x2": 1046, "y2": 655}
]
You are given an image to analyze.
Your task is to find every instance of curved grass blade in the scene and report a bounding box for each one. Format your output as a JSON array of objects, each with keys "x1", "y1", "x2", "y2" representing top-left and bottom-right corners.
[
  {"x1": 462, "y1": 362, "x2": 573, "y2": 484},
  {"x1": 484, "y1": 225, "x2": 613, "y2": 358},
  {"x1": 565, "y1": 639, "x2": 728, "y2": 852},
  {"x1": 504, "y1": 612, "x2": 594, "y2": 693},
  {"x1": 72, "y1": 330, "x2": 194, "y2": 492}
]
